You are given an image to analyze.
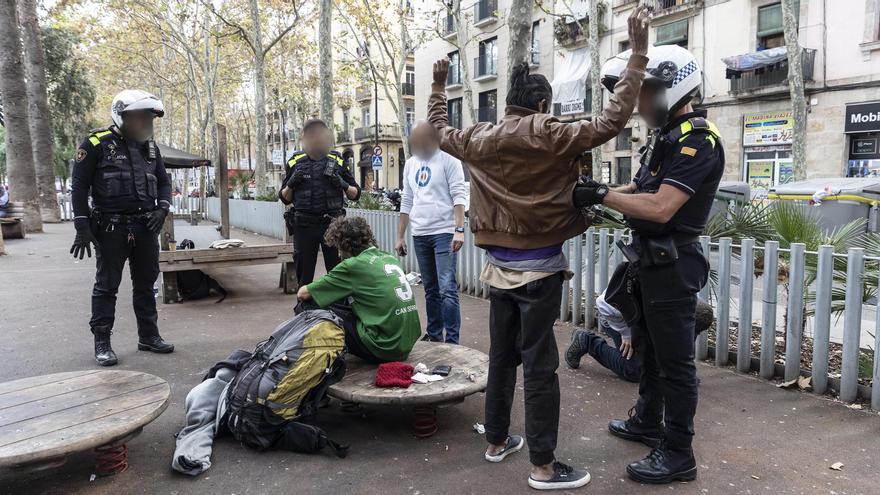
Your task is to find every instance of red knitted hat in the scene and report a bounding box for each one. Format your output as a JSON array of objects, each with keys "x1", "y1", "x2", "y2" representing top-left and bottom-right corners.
[{"x1": 375, "y1": 362, "x2": 413, "y2": 388}]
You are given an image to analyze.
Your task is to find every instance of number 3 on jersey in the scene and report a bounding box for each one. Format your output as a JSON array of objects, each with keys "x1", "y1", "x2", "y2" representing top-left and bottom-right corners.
[{"x1": 384, "y1": 264, "x2": 413, "y2": 301}]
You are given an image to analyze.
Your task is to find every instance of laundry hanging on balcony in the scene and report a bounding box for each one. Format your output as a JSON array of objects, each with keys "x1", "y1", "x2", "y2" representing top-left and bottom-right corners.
[
  {"x1": 722, "y1": 46, "x2": 789, "y2": 79},
  {"x1": 550, "y1": 46, "x2": 591, "y2": 116}
]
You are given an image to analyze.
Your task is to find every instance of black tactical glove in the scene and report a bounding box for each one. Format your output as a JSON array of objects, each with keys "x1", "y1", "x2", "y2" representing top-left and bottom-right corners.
[
  {"x1": 572, "y1": 183, "x2": 609, "y2": 208},
  {"x1": 329, "y1": 173, "x2": 349, "y2": 191},
  {"x1": 70, "y1": 217, "x2": 98, "y2": 259},
  {"x1": 147, "y1": 207, "x2": 169, "y2": 234},
  {"x1": 578, "y1": 175, "x2": 603, "y2": 188},
  {"x1": 287, "y1": 168, "x2": 307, "y2": 188}
]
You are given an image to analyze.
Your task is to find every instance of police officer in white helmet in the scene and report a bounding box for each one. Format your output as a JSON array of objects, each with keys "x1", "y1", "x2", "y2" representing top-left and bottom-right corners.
[
  {"x1": 70, "y1": 90, "x2": 175, "y2": 366},
  {"x1": 572, "y1": 45, "x2": 725, "y2": 484}
]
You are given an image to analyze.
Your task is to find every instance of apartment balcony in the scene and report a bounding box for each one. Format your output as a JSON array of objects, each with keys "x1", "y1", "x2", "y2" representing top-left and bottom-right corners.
[
  {"x1": 554, "y1": 16, "x2": 589, "y2": 47},
  {"x1": 650, "y1": 0, "x2": 702, "y2": 20},
  {"x1": 477, "y1": 107, "x2": 497, "y2": 124},
  {"x1": 353, "y1": 125, "x2": 402, "y2": 143},
  {"x1": 446, "y1": 70, "x2": 462, "y2": 90},
  {"x1": 612, "y1": 0, "x2": 637, "y2": 9},
  {"x1": 474, "y1": 0, "x2": 498, "y2": 28},
  {"x1": 553, "y1": 97, "x2": 592, "y2": 117},
  {"x1": 473, "y1": 56, "x2": 498, "y2": 82},
  {"x1": 442, "y1": 14, "x2": 456, "y2": 39},
  {"x1": 336, "y1": 130, "x2": 352, "y2": 144},
  {"x1": 355, "y1": 86, "x2": 372, "y2": 102},
  {"x1": 401, "y1": 82, "x2": 415, "y2": 98},
  {"x1": 728, "y1": 48, "x2": 815, "y2": 95}
]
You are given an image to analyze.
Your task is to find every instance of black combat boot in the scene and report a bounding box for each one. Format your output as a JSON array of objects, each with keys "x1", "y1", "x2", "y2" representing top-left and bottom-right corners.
[
  {"x1": 608, "y1": 406, "x2": 665, "y2": 448},
  {"x1": 138, "y1": 334, "x2": 175, "y2": 353},
  {"x1": 626, "y1": 442, "x2": 697, "y2": 484},
  {"x1": 92, "y1": 326, "x2": 118, "y2": 367}
]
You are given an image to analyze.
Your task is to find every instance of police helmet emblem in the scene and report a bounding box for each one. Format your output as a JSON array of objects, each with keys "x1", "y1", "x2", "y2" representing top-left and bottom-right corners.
[
  {"x1": 113, "y1": 100, "x2": 127, "y2": 113},
  {"x1": 653, "y1": 61, "x2": 678, "y2": 82},
  {"x1": 75, "y1": 148, "x2": 87, "y2": 163}
]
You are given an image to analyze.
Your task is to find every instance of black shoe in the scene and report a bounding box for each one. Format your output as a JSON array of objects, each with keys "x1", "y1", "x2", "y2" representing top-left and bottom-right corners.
[
  {"x1": 528, "y1": 461, "x2": 591, "y2": 490},
  {"x1": 92, "y1": 327, "x2": 118, "y2": 367},
  {"x1": 420, "y1": 334, "x2": 441, "y2": 343},
  {"x1": 138, "y1": 335, "x2": 175, "y2": 353},
  {"x1": 608, "y1": 407, "x2": 664, "y2": 448},
  {"x1": 626, "y1": 444, "x2": 697, "y2": 484},
  {"x1": 565, "y1": 329, "x2": 593, "y2": 369}
]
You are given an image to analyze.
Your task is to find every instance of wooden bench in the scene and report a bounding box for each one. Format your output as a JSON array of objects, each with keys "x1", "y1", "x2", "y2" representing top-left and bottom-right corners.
[
  {"x1": 328, "y1": 341, "x2": 489, "y2": 437},
  {"x1": 0, "y1": 370, "x2": 170, "y2": 476},
  {"x1": 0, "y1": 201, "x2": 26, "y2": 239}
]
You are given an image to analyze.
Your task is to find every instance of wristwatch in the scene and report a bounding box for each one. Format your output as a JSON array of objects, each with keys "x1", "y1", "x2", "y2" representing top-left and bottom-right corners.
[{"x1": 454, "y1": 227, "x2": 465, "y2": 233}]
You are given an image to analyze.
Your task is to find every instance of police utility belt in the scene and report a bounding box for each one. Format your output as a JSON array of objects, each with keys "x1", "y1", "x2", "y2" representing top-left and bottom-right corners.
[{"x1": 91, "y1": 210, "x2": 150, "y2": 232}]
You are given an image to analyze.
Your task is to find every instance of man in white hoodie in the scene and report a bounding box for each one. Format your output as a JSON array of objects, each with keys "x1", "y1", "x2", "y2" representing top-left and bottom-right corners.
[{"x1": 395, "y1": 121, "x2": 468, "y2": 343}]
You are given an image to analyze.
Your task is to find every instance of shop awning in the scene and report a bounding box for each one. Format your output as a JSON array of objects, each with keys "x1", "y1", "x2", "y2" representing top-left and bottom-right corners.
[
  {"x1": 722, "y1": 46, "x2": 788, "y2": 78},
  {"x1": 551, "y1": 47, "x2": 591, "y2": 115},
  {"x1": 157, "y1": 143, "x2": 212, "y2": 169}
]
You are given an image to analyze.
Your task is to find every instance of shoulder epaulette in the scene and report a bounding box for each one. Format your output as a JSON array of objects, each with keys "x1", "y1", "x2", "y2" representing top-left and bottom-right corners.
[
  {"x1": 88, "y1": 128, "x2": 114, "y2": 146},
  {"x1": 666, "y1": 117, "x2": 722, "y2": 148},
  {"x1": 286, "y1": 152, "x2": 307, "y2": 168}
]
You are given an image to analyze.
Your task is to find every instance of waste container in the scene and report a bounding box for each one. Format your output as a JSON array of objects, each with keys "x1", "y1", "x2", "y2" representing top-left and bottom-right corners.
[
  {"x1": 768, "y1": 178, "x2": 880, "y2": 233},
  {"x1": 710, "y1": 181, "x2": 751, "y2": 220}
]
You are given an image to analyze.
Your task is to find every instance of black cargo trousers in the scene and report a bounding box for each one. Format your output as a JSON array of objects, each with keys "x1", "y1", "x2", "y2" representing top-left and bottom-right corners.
[
  {"x1": 292, "y1": 211, "x2": 343, "y2": 286},
  {"x1": 631, "y1": 241, "x2": 709, "y2": 451},
  {"x1": 89, "y1": 214, "x2": 160, "y2": 340}
]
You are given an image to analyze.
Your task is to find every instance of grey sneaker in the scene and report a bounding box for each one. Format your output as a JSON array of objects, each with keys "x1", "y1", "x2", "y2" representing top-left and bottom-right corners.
[{"x1": 528, "y1": 461, "x2": 591, "y2": 490}]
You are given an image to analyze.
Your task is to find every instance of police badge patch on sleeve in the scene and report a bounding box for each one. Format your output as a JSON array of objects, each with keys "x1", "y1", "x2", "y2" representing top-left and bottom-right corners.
[{"x1": 75, "y1": 148, "x2": 87, "y2": 163}]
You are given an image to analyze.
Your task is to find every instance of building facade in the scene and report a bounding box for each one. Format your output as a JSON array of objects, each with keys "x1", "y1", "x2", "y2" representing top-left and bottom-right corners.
[{"x1": 415, "y1": 0, "x2": 880, "y2": 195}]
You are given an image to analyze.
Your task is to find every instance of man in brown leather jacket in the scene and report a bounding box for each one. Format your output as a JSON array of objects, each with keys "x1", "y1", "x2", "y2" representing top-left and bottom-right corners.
[{"x1": 427, "y1": 6, "x2": 650, "y2": 490}]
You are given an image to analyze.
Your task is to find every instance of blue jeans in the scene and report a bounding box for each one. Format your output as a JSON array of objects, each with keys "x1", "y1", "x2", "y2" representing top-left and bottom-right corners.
[
  {"x1": 413, "y1": 233, "x2": 461, "y2": 343},
  {"x1": 586, "y1": 326, "x2": 642, "y2": 383}
]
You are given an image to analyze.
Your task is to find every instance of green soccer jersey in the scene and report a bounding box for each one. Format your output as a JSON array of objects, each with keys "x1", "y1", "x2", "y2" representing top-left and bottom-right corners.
[{"x1": 307, "y1": 247, "x2": 420, "y2": 361}]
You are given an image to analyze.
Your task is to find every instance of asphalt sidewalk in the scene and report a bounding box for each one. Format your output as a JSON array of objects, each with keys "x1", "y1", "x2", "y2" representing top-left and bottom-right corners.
[{"x1": 1, "y1": 223, "x2": 878, "y2": 495}]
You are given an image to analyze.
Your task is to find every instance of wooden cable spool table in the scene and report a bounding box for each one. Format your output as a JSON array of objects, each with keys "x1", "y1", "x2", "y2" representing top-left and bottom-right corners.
[
  {"x1": 327, "y1": 341, "x2": 489, "y2": 437},
  {"x1": 0, "y1": 370, "x2": 170, "y2": 476}
]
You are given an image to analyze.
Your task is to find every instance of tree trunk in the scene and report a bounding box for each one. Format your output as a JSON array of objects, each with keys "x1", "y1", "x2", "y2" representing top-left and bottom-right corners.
[
  {"x1": 0, "y1": 0, "x2": 42, "y2": 232},
  {"x1": 588, "y1": 0, "x2": 603, "y2": 176},
  {"x1": 398, "y1": 0, "x2": 410, "y2": 161},
  {"x1": 248, "y1": 0, "x2": 269, "y2": 194},
  {"x1": 17, "y1": 0, "x2": 58, "y2": 222},
  {"x1": 506, "y1": 0, "x2": 532, "y2": 79},
  {"x1": 453, "y1": 0, "x2": 476, "y2": 125},
  {"x1": 319, "y1": 0, "x2": 334, "y2": 134},
  {"x1": 781, "y1": 0, "x2": 807, "y2": 180}
]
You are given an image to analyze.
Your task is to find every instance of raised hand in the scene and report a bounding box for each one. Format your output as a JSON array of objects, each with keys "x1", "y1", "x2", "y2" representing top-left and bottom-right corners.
[
  {"x1": 432, "y1": 58, "x2": 450, "y2": 88},
  {"x1": 628, "y1": 5, "x2": 650, "y2": 56}
]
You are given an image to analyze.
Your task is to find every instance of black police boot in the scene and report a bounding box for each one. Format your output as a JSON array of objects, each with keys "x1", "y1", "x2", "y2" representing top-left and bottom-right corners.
[
  {"x1": 626, "y1": 443, "x2": 697, "y2": 484},
  {"x1": 138, "y1": 334, "x2": 175, "y2": 354},
  {"x1": 608, "y1": 406, "x2": 665, "y2": 448},
  {"x1": 565, "y1": 328, "x2": 594, "y2": 369},
  {"x1": 92, "y1": 326, "x2": 118, "y2": 367}
]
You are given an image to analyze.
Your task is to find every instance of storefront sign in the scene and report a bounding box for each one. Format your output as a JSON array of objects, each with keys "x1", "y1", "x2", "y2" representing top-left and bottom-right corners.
[
  {"x1": 558, "y1": 99, "x2": 585, "y2": 115},
  {"x1": 743, "y1": 111, "x2": 793, "y2": 146},
  {"x1": 852, "y1": 137, "x2": 878, "y2": 155},
  {"x1": 746, "y1": 161, "x2": 773, "y2": 190},
  {"x1": 845, "y1": 102, "x2": 880, "y2": 133}
]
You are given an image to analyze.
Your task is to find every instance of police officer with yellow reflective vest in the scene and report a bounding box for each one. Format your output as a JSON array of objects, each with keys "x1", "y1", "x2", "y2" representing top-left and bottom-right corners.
[
  {"x1": 70, "y1": 90, "x2": 175, "y2": 367},
  {"x1": 279, "y1": 118, "x2": 360, "y2": 286},
  {"x1": 572, "y1": 45, "x2": 724, "y2": 484}
]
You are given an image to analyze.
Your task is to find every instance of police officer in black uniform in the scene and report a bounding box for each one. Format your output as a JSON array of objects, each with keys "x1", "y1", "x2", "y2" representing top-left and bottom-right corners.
[
  {"x1": 70, "y1": 90, "x2": 175, "y2": 366},
  {"x1": 280, "y1": 118, "x2": 360, "y2": 286},
  {"x1": 573, "y1": 45, "x2": 724, "y2": 484}
]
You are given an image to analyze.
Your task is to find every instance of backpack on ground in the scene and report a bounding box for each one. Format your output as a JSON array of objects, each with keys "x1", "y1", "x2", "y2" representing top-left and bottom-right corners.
[
  {"x1": 224, "y1": 309, "x2": 347, "y2": 456},
  {"x1": 175, "y1": 239, "x2": 227, "y2": 303}
]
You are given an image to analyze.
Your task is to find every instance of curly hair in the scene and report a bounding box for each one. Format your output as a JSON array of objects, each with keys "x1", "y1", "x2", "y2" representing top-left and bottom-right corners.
[
  {"x1": 324, "y1": 216, "x2": 376, "y2": 257},
  {"x1": 506, "y1": 62, "x2": 552, "y2": 112}
]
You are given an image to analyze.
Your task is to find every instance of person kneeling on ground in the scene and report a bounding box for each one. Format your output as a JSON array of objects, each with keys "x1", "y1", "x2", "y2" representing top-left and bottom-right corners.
[
  {"x1": 565, "y1": 291, "x2": 714, "y2": 383},
  {"x1": 297, "y1": 216, "x2": 421, "y2": 364}
]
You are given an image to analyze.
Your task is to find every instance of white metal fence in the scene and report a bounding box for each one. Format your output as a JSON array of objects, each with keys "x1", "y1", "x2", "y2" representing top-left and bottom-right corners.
[{"x1": 56, "y1": 194, "x2": 203, "y2": 221}]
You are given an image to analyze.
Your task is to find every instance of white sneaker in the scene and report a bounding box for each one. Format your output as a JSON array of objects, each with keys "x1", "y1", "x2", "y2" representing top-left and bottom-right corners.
[
  {"x1": 528, "y1": 462, "x2": 591, "y2": 490},
  {"x1": 484, "y1": 435, "x2": 525, "y2": 463}
]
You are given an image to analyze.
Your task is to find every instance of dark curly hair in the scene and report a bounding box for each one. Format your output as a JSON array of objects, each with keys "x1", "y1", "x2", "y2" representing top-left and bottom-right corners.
[
  {"x1": 324, "y1": 216, "x2": 376, "y2": 257},
  {"x1": 506, "y1": 62, "x2": 552, "y2": 112}
]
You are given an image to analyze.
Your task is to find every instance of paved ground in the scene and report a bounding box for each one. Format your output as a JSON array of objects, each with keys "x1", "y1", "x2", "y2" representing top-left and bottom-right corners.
[{"x1": 1, "y1": 223, "x2": 879, "y2": 495}]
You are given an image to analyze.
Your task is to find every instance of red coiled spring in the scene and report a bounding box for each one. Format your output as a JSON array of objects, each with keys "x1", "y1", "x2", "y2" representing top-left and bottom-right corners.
[
  {"x1": 413, "y1": 406, "x2": 437, "y2": 438},
  {"x1": 95, "y1": 443, "x2": 128, "y2": 476}
]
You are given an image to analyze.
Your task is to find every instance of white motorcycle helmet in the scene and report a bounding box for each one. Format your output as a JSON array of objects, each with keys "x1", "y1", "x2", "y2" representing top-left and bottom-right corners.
[
  {"x1": 110, "y1": 90, "x2": 165, "y2": 128},
  {"x1": 600, "y1": 45, "x2": 702, "y2": 127}
]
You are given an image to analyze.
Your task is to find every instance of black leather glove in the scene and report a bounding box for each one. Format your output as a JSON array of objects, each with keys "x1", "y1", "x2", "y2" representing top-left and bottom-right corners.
[
  {"x1": 147, "y1": 207, "x2": 168, "y2": 234},
  {"x1": 70, "y1": 217, "x2": 97, "y2": 259},
  {"x1": 578, "y1": 175, "x2": 603, "y2": 188},
  {"x1": 572, "y1": 183, "x2": 609, "y2": 208},
  {"x1": 329, "y1": 173, "x2": 349, "y2": 191},
  {"x1": 287, "y1": 168, "x2": 307, "y2": 188}
]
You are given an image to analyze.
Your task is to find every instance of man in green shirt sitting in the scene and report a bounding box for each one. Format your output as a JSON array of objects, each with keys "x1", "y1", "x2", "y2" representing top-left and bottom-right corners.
[{"x1": 297, "y1": 216, "x2": 421, "y2": 363}]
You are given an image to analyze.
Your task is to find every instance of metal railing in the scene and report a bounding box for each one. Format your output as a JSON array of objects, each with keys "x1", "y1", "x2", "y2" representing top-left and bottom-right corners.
[
  {"x1": 729, "y1": 48, "x2": 816, "y2": 94},
  {"x1": 474, "y1": 0, "x2": 497, "y2": 23},
  {"x1": 337, "y1": 130, "x2": 351, "y2": 143},
  {"x1": 354, "y1": 125, "x2": 401, "y2": 142},
  {"x1": 474, "y1": 56, "x2": 497, "y2": 78},
  {"x1": 446, "y1": 68, "x2": 462, "y2": 87},
  {"x1": 656, "y1": 0, "x2": 700, "y2": 9},
  {"x1": 355, "y1": 86, "x2": 371, "y2": 101},
  {"x1": 442, "y1": 14, "x2": 455, "y2": 36},
  {"x1": 612, "y1": 0, "x2": 637, "y2": 7},
  {"x1": 477, "y1": 107, "x2": 497, "y2": 123},
  {"x1": 401, "y1": 82, "x2": 415, "y2": 96},
  {"x1": 530, "y1": 46, "x2": 540, "y2": 65}
]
